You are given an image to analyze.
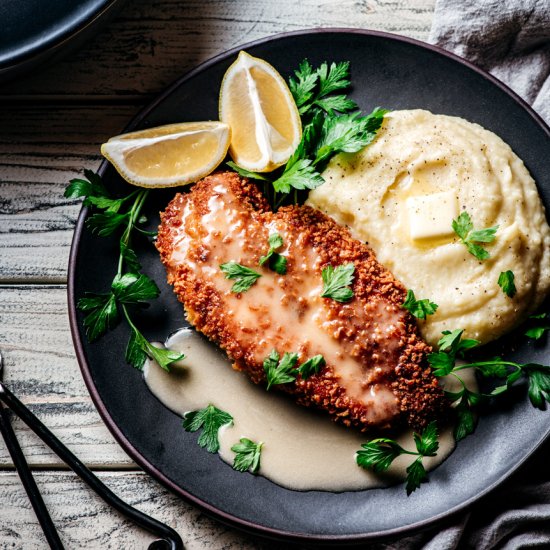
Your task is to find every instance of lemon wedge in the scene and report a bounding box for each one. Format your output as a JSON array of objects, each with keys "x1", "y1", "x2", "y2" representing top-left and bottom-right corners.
[
  {"x1": 219, "y1": 51, "x2": 301, "y2": 172},
  {"x1": 100, "y1": 121, "x2": 231, "y2": 188}
]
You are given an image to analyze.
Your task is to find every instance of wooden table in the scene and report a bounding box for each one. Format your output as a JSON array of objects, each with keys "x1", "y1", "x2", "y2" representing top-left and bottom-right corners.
[{"x1": 0, "y1": 1, "x2": 435, "y2": 546}]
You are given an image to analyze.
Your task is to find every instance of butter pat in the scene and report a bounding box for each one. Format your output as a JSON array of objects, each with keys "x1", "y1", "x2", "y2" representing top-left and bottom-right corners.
[{"x1": 407, "y1": 191, "x2": 458, "y2": 240}]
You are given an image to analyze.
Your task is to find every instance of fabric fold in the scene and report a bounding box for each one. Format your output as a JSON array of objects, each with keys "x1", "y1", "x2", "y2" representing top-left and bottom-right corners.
[{"x1": 429, "y1": 0, "x2": 550, "y2": 125}]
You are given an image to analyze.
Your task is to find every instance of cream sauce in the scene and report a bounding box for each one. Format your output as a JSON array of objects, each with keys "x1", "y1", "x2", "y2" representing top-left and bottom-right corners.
[{"x1": 144, "y1": 328, "x2": 462, "y2": 492}]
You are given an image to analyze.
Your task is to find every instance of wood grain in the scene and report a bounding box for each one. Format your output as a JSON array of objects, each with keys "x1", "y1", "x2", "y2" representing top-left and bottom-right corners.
[
  {"x1": 0, "y1": 286, "x2": 131, "y2": 467},
  {"x1": 0, "y1": 105, "x2": 139, "y2": 283},
  {"x1": 1, "y1": 0, "x2": 436, "y2": 99},
  {"x1": 0, "y1": 471, "x2": 275, "y2": 549}
]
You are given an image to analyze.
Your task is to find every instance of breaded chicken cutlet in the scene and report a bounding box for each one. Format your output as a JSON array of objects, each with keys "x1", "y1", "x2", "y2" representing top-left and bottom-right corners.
[{"x1": 156, "y1": 172, "x2": 446, "y2": 431}]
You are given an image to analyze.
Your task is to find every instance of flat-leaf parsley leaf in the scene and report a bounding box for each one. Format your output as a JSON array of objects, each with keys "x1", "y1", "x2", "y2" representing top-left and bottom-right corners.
[
  {"x1": 452, "y1": 211, "x2": 498, "y2": 260},
  {"x1": 263, "y1": 349, "x2": 299, "y2": 390},
  {"x1": 289, "y1": 60, "x2": 357, "y2": 118},
  {"x1": 402, "y1": 289, "x2": 438, "y2": 320},
  {"x1": 259, "y1": 233, "x2": 287, "y2": 275},
  {"x1": 497, "y1": 270, "x2": 517, "y2": 298},
  {"x1": 321, "y1": 263, "x2": 355, "y2": 302},
  {"x1": 298, "y1": 354, "x2": 326, "y2": 379},
  {"x1": 182, "y1": 404, "x2": 233, "y2": 453},
  {"x1": 356, "y1": 421, "x2": 439, "y2": 495},
  {"x1": 220, "y1": 261, "x2": 262, "y2": 293},
  {"x1": 231, "y1": 438, "x2": 263, "y2": 473},
  {"x1": 525, "y1": 312, "x2": 550, "y2": 340}
]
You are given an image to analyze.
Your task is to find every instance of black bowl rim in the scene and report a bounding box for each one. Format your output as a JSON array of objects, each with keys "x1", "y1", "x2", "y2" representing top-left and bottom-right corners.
[
  {"x1": 67, "y1": 28, "x2": 550, "y2": 544},
  {"x1": 0, "y1": 0, "x2": 122, "y2": 74}
]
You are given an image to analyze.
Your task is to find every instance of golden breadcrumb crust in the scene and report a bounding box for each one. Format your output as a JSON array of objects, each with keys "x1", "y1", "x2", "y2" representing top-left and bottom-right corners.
[{"x1": 156, "y1": 172, "x2": 446, "y2": 431}]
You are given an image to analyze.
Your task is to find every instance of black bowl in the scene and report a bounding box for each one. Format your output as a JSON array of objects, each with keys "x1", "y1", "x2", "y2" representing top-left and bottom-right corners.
[{"x1": 0, "y1": 0, "x2": 124, "y2": 82}]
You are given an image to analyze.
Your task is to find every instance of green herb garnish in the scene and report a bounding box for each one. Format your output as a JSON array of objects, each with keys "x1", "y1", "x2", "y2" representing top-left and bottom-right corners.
[
  {"x1": 428, "y1": 329, "x2": 550, "y2": 440},
  {"x1": 289, "y1": 60, "x2": 357, "y2": 118},
  {"x1": 66, "y1": 171, "x2": 183, "y2": 371},
  {"x1": 427, "y1": 329, "x2": 480, "y2": 377},
  {"x1": 525, "y1": 312, "x2": 550, "y2": 340},
  {"x1": 259, "y1": 233, "x2": 287, "y2": 275},
  {"x1": 263, "y1": 350, "x2": 326, "y2": 388},
  {"x1": 356, "y1": 421, "x2": 439, "y2": 496},
  {"x1": 124, "y1": 309, "x2": 184, "y2": 372},
  {"x1": 298, "y1": 354, "x2": 326, "y2": 379},
  {"x1": 231, "y1": 438, "x2": 263, "y2": 473},
  {"x1": 228, "y1": 60, "x2": 387, "y2": 208},
  {"x1": 321, "y1": 263, "x2": 355, "y2": 302},
  {"x1": 182, "y1": 404, "x2": 233, "y2": 453},
  {"x1": 452, "y1": 211, "x2": 498, "y2": 260},
  {"x1": 220, "y1": 261, "x2": 262, "y2": 293},
  {"x1": 498, "y1": 270, "x2": 517, "y2": 298},
  {"x1": 312, "y1": 109, "x2": 387, "y2": 170},
  {"x1": 263, "y1": 349, "x2": 299, "y2": 390},
  {"x1": 402, "y1": 289, "x2": 438, "y2": 320}
]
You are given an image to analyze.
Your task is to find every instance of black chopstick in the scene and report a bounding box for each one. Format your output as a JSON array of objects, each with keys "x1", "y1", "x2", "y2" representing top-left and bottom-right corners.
[
  {"x1": 0, "y1": 403, "x2": 64, "y2": 549},
  {"x1": 0, "y1": 382, "x2": 183, "y2": 549}
]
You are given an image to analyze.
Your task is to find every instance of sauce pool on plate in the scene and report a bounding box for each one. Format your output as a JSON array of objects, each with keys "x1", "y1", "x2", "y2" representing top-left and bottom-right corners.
[{"x1": 144, "y1": 328, "x2": 459, "y2": 491}]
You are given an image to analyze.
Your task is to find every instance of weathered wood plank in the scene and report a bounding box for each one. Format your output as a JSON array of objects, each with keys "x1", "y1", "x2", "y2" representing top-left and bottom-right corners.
[
  {"x1": 0, "y1": 105, "x2": 139, "y2": 283},
  {"x1": 0, "y1": 286, "x2": 132, "y2": 467},
  {"x1": 1, "y1": 0, "x2": 436, "y2": 99},
  {"x1": 0, "y1": 471, "x2": 274, "y2": 549}
]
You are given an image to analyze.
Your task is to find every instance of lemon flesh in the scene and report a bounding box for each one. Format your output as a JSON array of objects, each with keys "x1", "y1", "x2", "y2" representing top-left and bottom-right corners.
[
  {"x1": 220, "y1": 51, "x2": 301, "y2": 172},
  {"x1": 101, "y1": 121, "x2": 231, "y2": 188}
]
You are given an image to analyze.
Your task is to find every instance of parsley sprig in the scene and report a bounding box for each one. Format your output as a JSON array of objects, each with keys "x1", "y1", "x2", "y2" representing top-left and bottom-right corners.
[
  {"x1": 228, "y1": 60, "x2": 388, "y2": 208},
  {"x1": 263, "y1": 349, "x2": 326, "y2": 389},
  {"x1": 321, "y1": 263, "x2": 355, "y2": 302},
  {"x1": 452, "y1": 211, "x2": 498, "y2": 260},
  {"x1": 428, "y1": 329, "x2": 550, "y2": 440},
  {"x1": 289, "y1": 60, "x2": 358, "y2": 118},
  {"x1": 525, "y1": 312, "x2": 550, "y2": 340},
  {"x1": 182, "y1": 404, "x2": 233, "y2": 453},
  {"x1": 220, "y1": 261, "x2": 262, "y2": 293},
  {"x1": 231, "y1": 438, "x2": 263, "y2": 473},
  {"x1": 65, "y1": 171, "x2": 183, "y2": 371},
  {"x1": 263, "y1": 350, "x2": 299, "y2": 389},
  {"x1": 498, "y1": 270, "x2": 517, "y2": 298},
  {"x1": 356, "y1": 421, "x2": 439, "y2": 495},
  {"x1": 259, "y1": 233, "x2": 287, "y2": 275},
  {"x1": 402, "y1": 289, "x2": 438, "y2": 320}
]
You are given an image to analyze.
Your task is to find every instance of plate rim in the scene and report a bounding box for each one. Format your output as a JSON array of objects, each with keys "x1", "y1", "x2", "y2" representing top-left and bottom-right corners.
[{"x1": 67, "y1": 27, "x2": 550, "y2": 544}]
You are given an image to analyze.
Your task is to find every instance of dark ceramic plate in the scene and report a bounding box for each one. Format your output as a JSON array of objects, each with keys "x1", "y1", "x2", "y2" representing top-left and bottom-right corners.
[
  {"x1": 0, "y1": 0, "x2": 123, "y2": 82},
  {"x1": 68, "y1": 30, "x2": 550, "y2": 544}
]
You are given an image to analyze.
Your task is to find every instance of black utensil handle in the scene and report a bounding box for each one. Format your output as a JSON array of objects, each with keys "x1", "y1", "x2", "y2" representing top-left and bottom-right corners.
[
  {"x1": 0, "y1": 403, "x2": 64, "y2": 549},
  {"x1": 0, "y1": 384, "x2": 183, "y2": 550}
]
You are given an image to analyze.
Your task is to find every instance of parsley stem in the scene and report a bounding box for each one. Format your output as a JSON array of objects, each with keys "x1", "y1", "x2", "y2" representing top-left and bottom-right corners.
[
  {"x1": 400, "y1": 449, "x2": 424, "y2": 457},
  {"x1": 119, "y1": 189, "x2": 141, "y2": 203},
  {"x1": 121, "y1": 303, "x2": 136, "y2": 331},
  {"x1": 133, "y1": 227, "x2": 158, "y2": 237},
  {"x1": 453, "y1": 360, "x2": 521, "y2": 372},
  {"x1": 274, "y1": 194, "x2": 287, "y2": 210},
  {"x1": 117, "y1": 189, "x2": 149, "y2": 275}
]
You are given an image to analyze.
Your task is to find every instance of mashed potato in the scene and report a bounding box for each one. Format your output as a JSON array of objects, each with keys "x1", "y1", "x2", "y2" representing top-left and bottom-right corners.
[{"x1": 307, "y1": 109, "x2": 550, "y2": 345}]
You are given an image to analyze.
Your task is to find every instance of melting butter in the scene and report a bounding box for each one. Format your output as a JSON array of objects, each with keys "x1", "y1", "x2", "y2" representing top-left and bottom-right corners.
[
  {"x1": 144, "y1": 328, "x2": 460, "y2": 492},
  {"x1": 407, "y1": 191, "x2": 458, "y2": 241}
]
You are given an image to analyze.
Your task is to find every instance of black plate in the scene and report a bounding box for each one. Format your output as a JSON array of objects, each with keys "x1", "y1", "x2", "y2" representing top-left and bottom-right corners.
[
  {"x1": 68, "y1": 29, "x2": 550, "y2": 544},
  {"x1": 0, "y1": 0, "x2": 124, "y2": 82}
]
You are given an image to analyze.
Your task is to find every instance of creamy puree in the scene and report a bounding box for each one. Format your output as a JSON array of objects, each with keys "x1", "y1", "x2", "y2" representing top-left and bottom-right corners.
[
  {"x1": 144, "y1": 328, "x2": 459, "y2": 492},
  {"x1": 307, "y1": 109, "x2": 550, "y2": 345}
]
